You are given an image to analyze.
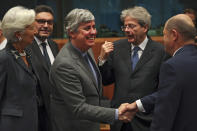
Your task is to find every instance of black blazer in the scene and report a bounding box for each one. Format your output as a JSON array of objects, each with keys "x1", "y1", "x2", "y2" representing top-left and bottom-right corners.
[
  {"x1": 142, "y1": 44, "x2": 197, "y2": 131},
  {"x1": 0, "y1": 43, "x2": 39, "y2": 131},
  {"x1": 99, "y1": 38, "x2": 167, "y2": 131},
  {"x1": 27, "y1": 39, "x2": 59, "y2": 117}
]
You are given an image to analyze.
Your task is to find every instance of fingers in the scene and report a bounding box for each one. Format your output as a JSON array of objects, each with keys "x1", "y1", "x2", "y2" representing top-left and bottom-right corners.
[
  {"x1": 103, "y1": 41, "x2": 114, "y2": 51},
  {"x1": 118, "y1": 102, "x2": 139, "y2": 123},
  {"x1": 126, "y1": 102, "x2": 139, "y2": 112},
  {"x1": 118, "y1": 103, "x2": 129, "y2": 115},
  {"x1": 99, "y1": 41, "x2": 114, "y2": 60}
]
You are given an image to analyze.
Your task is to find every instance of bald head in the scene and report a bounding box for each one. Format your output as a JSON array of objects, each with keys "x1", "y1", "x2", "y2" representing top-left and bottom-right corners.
[{"x1": 164, "y1": 14, "x2": 196, "y2": 41}]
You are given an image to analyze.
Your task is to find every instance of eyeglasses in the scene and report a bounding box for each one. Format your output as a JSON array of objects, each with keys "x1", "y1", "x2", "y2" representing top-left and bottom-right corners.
[
  {"x1": 35, "y1": 19, "x2": 53, "y2": 25},
  {"x1": 121, "y1": 24, "x2": 137, "y2": 31}
]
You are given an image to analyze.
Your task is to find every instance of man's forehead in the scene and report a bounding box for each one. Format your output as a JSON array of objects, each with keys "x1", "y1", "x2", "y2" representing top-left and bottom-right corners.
[{"x1": 79, "y1": 21, "x2": 95, "y2": 26}]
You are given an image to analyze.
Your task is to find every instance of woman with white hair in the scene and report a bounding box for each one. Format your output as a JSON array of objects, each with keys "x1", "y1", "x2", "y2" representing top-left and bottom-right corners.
[{"x1": 0, "y1": 6, "x2": 40, "y2": 131}]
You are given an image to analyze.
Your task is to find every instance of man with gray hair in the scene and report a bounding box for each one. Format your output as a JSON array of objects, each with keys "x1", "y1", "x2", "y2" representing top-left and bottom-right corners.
[
  {"x1": 49, "y1": 8, "x2": 132, "y2": 131},
  {"x1": 98, "y1": 6, "x2": 168, "y2": 131},
  {"x1": 0, "y1": 21, "x2": 7, "y2": 50}
]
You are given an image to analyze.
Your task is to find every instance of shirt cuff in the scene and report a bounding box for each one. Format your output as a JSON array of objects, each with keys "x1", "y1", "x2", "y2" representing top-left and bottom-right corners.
[
  {"x1": 115, "y1": 109, "x2": 119, "y2": 120},
  {"x1": 136, "y1": 99, "x2": 146, "y2": 112},
  {"x1": 98, "y1": 56, "x2": 107, "y2": 66}
]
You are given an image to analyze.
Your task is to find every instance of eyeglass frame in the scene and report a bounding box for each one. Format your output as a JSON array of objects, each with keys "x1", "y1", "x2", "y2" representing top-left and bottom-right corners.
[
  {"x1": 121, "y1": 24, "x2": 137, "y2": 31},
  {"x1": 35, "y1": 19, "x2": 54, "y2": 25}
]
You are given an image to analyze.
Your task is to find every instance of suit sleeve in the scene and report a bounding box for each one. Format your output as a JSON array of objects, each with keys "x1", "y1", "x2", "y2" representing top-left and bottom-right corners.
[
  {"x1": 141, "y1": 91, "x2": 157, "y2": 113},
  {"x1": 50, "y1": 61, "x2": 115, "y2": 124},
  {"x1": 150, "y1": 63, "x2": 181, "y2": 131},
  {"x1": 99, "y1": 50, "x2": 115, "y2": 85}
]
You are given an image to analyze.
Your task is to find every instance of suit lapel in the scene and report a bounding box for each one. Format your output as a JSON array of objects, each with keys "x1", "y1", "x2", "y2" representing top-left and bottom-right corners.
[
  {"x1": 7, "y1": 48, "x2": 34, "y2": 78},
  {"x1": 87, "y1": 49, "x2": 102, "y2": 92},
  {"x1": 121, "y1": 41, "x2": 133, "y2": 73},
  {"x1": 68, "y1": 43, "x2": 100, "y2": 93},
  {"x1": 31, "y1": 40, "x2": 50, "y2": 72},
  {"x1": 132, "y1": 39, "x2": 154, "y2": 74},
  {"x1": 16, "y1": 57, "x2": 33, "y2": 75},
  {"x1": 48, "y1": 39, "x2": 58, "y2": 57}
]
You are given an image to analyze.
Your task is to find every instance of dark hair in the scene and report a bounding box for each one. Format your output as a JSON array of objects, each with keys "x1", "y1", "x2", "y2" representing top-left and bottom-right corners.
[
  {"x1": 34, "y1": 5, "x2": 54, "y2": 16},
  {"x1": 184, "y1": 8, "x2": 196, "y2": 16}
]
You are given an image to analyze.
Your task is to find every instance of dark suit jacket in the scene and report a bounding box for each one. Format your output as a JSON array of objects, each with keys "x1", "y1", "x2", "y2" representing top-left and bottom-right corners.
[
  {"x1": 49, "y1": 42, "x2": 115, "y2": 131},
  {"x1": 99, "y1": 38, "x2": 167, "y2": 131},
  {"x1": 27, "y1": 39, "x2": 59, "y2": 129},
  {"x1": 0, "y1": 43, "x2": 39, "y2": 131},
  {"x1": 142, "y1": 44, "x2": 197, "y2": 131},
  {"x1": 28, "y1": 39, "x2": 59, "y2": 109}
]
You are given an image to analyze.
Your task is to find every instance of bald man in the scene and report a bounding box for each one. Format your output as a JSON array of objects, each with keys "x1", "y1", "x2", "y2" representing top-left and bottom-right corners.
[{"x1": 126, "y1": 14, "x2": 197, "y2": 131}]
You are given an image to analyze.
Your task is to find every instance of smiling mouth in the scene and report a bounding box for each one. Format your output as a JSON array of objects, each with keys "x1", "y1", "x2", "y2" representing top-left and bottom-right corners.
[
  {"x1": 39, "y1": 30, "x2": 50, "y2": 34},
  {"x1": 87, "y1": 37, "x2": 95, "y2": 40}
]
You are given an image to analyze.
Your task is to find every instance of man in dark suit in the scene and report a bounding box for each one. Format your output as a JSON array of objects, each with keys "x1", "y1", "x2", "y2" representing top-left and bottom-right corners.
[
  {"x1": 98, "y1": 6, "x2": 167, "y2": 131},
  {"x1": 126, "y1": 14, "x2": 197, "y2": 131},
  {"x1": 27, "y1": 5, "x2": 59, "y2": 131},
  {"x1": 49, "y1": 8, "x2": 132, "y2": 131}
]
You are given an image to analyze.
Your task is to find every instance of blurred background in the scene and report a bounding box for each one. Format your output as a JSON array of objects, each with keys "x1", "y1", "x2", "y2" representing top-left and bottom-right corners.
[{"x1": 0, "y1": 0, "x2": 196, "y2": 38}]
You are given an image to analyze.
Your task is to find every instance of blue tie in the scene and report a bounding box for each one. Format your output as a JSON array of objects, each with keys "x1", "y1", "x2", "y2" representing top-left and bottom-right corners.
[{"x1": 132, "y1": 46, "x2": 140, "y2": 70}]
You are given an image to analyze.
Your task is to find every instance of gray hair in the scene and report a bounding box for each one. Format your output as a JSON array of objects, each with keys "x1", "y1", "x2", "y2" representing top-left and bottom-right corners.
[
  {"x1": 120, "y1": 6, "x2": 151, "y2": 28},
  {"x1": 165, "y1": 14, "x2": 196, "y2": 41},
  {"x1": 64, "y1": 8, "x2": 95, "y2": 36},
  {"x1": 1, "y1": 6, "x2": 35, "y2": 42}
]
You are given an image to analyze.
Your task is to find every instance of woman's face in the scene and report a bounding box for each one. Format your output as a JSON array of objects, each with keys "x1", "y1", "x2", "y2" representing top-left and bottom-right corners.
[{"x1": 19, "y1": 22, "x2": 37, "y2": 48}]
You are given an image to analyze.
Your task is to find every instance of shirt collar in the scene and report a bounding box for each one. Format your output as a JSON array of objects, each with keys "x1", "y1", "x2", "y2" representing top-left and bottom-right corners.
[
  {"x1": 70, "y1": 42, "x2": 87, "y2": 57},
  {"x1": 173, "y1": 47, "x2": 182, "y2": 56},
  {"x1": 131, "y1": 36, "x2": 148, "y2": 51},
  {"x1": 34, "y1": 36, "x2": 48, "y2": 46},
  {"x1": 0, "y1": 39, "x2": 7, "y2": 50}
]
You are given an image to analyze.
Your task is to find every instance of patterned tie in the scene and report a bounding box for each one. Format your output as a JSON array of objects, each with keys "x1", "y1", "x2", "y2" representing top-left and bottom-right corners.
[
  {"x1": 41, "y1": 42, "x2": 51, "y2": 67},
  {"x1": 132, "y1": 46, "x2": 140, "y2": 70}
]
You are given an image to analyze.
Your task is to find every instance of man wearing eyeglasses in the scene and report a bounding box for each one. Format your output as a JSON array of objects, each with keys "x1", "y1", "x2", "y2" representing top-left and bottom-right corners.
[
  {"x1": 98, "y1": 6, "x2": 169, "y2": 131},
  {"x1": 27, "y1": 5, "x2": 59, "y2": 131}
]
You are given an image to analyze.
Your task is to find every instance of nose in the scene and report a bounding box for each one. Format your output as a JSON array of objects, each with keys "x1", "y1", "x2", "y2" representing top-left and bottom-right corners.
[
  {"x1": 43, "y1": 22, "x2": 49, "y2": 27},
  {"x1": 90, "y1": 28, "x2": 97, "y2": 35}
]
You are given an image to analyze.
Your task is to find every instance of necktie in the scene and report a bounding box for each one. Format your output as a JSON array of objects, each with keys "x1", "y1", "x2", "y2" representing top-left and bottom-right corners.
[
  {"x1": 84, "y1": 53, "x2": 98, "y2": 85},
  {"x1": 41, "y1": 42, "x2": 51, "y2": 67},
  {"x1": 132, "y1": 46, "x2": 140, "y2": 70}
]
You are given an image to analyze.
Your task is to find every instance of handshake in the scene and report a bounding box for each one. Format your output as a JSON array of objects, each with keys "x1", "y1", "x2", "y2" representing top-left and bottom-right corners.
[{"x1": 118, "y1": 102, "x2": 139, "y2": 123}]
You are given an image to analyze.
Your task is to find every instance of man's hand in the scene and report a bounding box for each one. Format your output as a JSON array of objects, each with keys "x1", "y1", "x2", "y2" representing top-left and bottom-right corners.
[
  {"x1": 118, "y1": 102, "x2": 139, "y2": 123},
  {"x1": 99, "y1": 41, "x2": 114, "y2": 61},
  {"x1": 125, "y1": 102, "x2": 139, "y2": 120},
  {"x1": 118, "y1": 103, "x2": 130, "y2": 122}
]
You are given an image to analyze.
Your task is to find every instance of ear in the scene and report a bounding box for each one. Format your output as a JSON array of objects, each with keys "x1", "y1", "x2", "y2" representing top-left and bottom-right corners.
[
  {"x1": 171, "y1": 29, "x2": 179, "y2": 41},
  {"x1": 14, "y1": 31, "x2": 21, "y2": 39},
  {"x1": 143, "y1": 24, "x2": 149, "y2": 33},
  {"x1": 68, "y1": 29, "x2": 77, "y2": 39}
]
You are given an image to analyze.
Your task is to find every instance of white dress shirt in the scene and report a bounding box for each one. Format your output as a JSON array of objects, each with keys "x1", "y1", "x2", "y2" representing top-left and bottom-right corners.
[
  {"x1": 34, "y1": 36, "x2": 55, "y2": 64},
  {"x1": 0, "y1": 38, "x2": 7, "y2": 50}
]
